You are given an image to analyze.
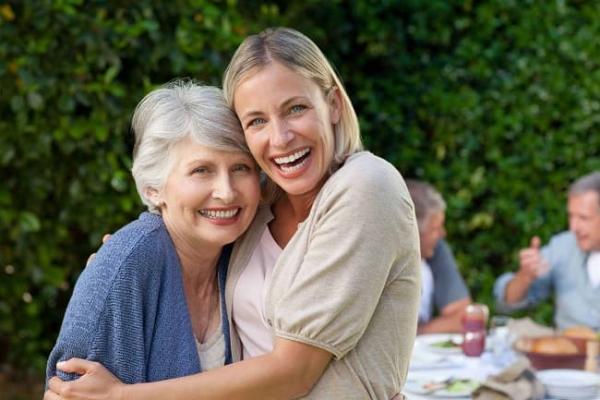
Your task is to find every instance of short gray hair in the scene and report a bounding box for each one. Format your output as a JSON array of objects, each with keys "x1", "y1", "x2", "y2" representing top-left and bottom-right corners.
[
  {"x1": 131, "y1": 80, "x2": 250, "y2": 213},
  {"x1": 406, "y1": 179, "x2": 446, "y2": 230},
  {"x1": 569, "y1": 171, "x2": 600, "y2": 208}
]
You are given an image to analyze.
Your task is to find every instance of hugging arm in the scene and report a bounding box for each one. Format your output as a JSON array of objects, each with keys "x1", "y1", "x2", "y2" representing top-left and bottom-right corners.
[{"x1": 48, "y1": 338, "x2": 331, "y2": 400}]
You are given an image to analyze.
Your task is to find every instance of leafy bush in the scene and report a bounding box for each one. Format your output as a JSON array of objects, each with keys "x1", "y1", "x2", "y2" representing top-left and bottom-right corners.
[{"x1": 1, "y1": 0, "x2": 598, "y2": 373}]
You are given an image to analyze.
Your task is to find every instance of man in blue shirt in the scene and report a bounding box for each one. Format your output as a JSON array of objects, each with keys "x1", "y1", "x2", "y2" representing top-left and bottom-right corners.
[{"x1": 494, "y1": 171, "x2": 600, "y2": 330}]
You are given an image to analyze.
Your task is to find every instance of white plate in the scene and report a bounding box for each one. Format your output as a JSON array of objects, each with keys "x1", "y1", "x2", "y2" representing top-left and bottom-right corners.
[
  {"x1": 409, "y1": 351, "x2": 464, "y2": 370},
  {"x1": 415, "y1": 333, "x2": 463, "y2": 355},
  {"x1": 538, "y1": 369, "x2": 600, "y2": 400},
  {"x1": 537, "y1": 369, "x2": 600, "y2": 388},
  {"x1": 404, "y1": 376, "x2": 479, "y2": 398}
]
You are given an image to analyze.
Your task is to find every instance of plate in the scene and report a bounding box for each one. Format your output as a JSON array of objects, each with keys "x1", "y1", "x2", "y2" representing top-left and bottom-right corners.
[
  {"x1": 537, "y1": 369, "x2": 600, "y2": 388},
  {"x1": 538, "y1": 369, "x2": 600, "y2": 400},
  {"x1": 416, "y1": 333, "x2": 463, "y2": 355},
  {"x1": 404, "y1": 376, "x2": 479, "y2": 398},
  {"x1": 409, "y1": 351, "x2": 464, "y2": 370}
]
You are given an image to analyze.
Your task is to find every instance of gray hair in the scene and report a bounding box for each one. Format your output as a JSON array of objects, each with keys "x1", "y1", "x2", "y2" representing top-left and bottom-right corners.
[
  {"x1": 223, "y1": 27, "x2": 363, "y2": 167},
  {"x1": 131, "y1": 80, "x2": 250, "y2": 213},
  {"x1": 406, "y1": 179, "x2": 446, "y2": 230},
  {"x1": 569, "y1": 171, "x2": 600, "y2": 208}
]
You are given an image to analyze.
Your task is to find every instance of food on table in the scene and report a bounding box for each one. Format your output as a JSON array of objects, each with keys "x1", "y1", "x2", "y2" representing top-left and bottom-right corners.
[
  {"x1": 532, "y1": 337, "x2": 578, "y2": 355},
  {"x1": 431, "y1": 338, "x2": 461, "y2": 349},
  {"x1": 422, "y1": 378, "x2": 478, "y2": 394},
  {"x1": 562, "y1": 325, "x2": 598, "y2": 340}
]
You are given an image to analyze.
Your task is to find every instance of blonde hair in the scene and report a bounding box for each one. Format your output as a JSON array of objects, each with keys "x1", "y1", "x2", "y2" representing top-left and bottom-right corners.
[
  {"x1": 223, "y1": 27, "x2": 363, "y2": 167},
  {"x1": 131, "y1": 80, "x2": 250, "y2": 213}
]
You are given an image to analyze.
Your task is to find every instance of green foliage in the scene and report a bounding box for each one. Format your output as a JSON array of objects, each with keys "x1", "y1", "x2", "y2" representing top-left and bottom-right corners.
[{"x1": 1, "y1": 0, "x2": 599, "y2": 373}]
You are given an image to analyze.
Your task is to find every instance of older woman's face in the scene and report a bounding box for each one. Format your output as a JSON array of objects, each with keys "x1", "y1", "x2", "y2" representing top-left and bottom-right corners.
[
  {"x1": 157, "y1": 137, "x2": 260, "y2": 250},
  {"x1": 233, "y1": 62, "x2": 340, "y2": 199}
]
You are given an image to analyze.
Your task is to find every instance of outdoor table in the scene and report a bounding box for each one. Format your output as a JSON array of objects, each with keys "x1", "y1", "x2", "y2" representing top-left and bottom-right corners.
[{"x1": 404, "y1": 333, "x2": 600, "y2": 400}]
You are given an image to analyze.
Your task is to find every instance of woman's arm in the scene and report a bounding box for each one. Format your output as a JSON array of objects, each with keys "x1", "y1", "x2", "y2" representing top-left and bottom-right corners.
[{"x1": 48, "y1": 337, "x2": 332, "y2": 400}]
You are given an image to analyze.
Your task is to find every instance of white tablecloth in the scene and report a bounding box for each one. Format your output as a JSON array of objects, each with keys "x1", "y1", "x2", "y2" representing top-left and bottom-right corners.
[{"x1": 404, "y1": 333, "x2": 600, "y2": 400}]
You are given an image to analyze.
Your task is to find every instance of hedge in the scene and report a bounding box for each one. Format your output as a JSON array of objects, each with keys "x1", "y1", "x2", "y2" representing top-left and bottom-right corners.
[{"x1": 1, "y1": 0, "x2": 598, "y2": 373}]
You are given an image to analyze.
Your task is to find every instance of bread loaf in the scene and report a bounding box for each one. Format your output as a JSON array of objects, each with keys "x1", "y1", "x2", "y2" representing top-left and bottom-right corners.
[
  {"x1": 562, "y1": 325, "x2": 598, "y2": 340},
  {"x1": 532, "y1": 337, "x2": 578, "y2": 354}
]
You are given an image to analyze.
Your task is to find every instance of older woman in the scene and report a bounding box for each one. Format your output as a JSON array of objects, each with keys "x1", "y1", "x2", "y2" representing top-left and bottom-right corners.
[
  {"x1": 45, "y1": 82, "x2": 260, "y2": 383},
  {"x1": 46, "y1": 27, "x2": 420, "y2": 400}
]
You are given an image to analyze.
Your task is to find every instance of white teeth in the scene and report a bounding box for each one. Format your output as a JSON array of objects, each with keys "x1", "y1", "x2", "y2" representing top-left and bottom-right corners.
[
  {"x1": 279, "y1": 157, "x2": 308, "y2": 173},
  {"x1": 200, "y1": 208, "x2": 239, "y2": 219},
  {"x1": 274, "y1": 148, "x2": 310, "y2": 165}
]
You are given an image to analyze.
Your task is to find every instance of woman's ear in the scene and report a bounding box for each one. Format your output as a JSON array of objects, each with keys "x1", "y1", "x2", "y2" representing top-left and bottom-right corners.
[
  {"x1": 144, "y1": 187, "x2": 163, "y2": 208},
  {"x1": 327, "y1": 87, "x2": 342, "y2": 125}
]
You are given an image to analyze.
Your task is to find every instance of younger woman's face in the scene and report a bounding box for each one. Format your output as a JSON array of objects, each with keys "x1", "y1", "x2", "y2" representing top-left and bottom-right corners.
[{"x1": 233, "y1": 62, "x2": 341, "y2": 200}]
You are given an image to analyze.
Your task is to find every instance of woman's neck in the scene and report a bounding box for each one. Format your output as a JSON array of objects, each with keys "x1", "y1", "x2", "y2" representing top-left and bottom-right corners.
[
  {"x1": 269, "y1": 191, "x2": 317, "y2": 248},
  {"x1": 170, "y1": 235, "x2": 222, "y2": 343}
]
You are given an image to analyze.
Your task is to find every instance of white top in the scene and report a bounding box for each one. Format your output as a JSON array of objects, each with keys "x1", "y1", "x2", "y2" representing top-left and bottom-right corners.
[
  {"x1": 232, "y1": 226, "x2": 281, "y2": 359},
  {"x1": 196, "y1": 318, "x2": 226, "y2": 371},
  {"x1": 587, "y1": 252, "x2": 600, "y2": 287},
  {"x1": 419, "y1": 260, "x2": 435, "y2": 323}
]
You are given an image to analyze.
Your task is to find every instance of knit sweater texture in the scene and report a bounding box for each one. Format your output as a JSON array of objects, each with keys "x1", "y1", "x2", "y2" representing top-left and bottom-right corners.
[{"x1": 46, "y1": 212, "x2": 232, "y2": 384}]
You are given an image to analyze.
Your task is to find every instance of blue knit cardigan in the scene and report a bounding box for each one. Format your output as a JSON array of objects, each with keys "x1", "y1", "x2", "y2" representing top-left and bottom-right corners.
[{"x1": 46, "y1": 212, "x2": 232, "y2": 384}]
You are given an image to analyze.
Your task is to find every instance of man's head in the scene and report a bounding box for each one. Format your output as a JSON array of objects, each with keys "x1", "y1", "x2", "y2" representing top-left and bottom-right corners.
[
  {"x1": 406, "y1": 180, "x2": 447, "y2": 259},
  {"x1": 568, "y1": 171, "x2": 600, "y2": 252}
]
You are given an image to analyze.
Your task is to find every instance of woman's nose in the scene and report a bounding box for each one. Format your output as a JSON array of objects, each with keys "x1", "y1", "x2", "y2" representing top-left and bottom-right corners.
[
  {"x1": 269, "y1": 118, "x2": 294, "y2": 148},
  {"x1": 212, "y1": 174, "x2": 235, "y2": 203}
]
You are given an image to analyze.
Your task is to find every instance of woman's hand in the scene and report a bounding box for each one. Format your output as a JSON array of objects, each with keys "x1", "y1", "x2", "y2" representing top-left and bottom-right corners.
[
  {"x1": 86, "y1": 234, "x2": 112, "y2": 266},
  {"x1": 45, "y1": 358, "x2": 125, "y2": 400}
]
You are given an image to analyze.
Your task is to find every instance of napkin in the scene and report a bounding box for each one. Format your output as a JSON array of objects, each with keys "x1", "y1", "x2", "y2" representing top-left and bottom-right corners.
[
  {"x1": 506, "y1": 317, "x2": 555, "y2": 340},
  {"x1": 472, "y1": 357, "x2": 545, "y2": 400}
]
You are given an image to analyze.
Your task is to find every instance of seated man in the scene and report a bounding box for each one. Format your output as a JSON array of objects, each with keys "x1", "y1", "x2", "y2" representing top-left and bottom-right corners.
[
  {"x1": 407, "y1": 180, "x2": 472, "y2": 334},
  {"x1": 494, "y1": 171, "x2": 600, "y2": 330}
]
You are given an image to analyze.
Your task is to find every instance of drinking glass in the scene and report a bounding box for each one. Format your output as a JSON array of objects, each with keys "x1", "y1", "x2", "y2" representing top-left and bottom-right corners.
[
  {"x1": 489, "y1": 315, "x2": 515, "y2": 366},
  {"x1": 462, "y1": 303, "x2": 488, "y2": 357}
]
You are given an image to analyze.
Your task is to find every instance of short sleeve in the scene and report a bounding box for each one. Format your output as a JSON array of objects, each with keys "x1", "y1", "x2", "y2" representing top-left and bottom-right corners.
[
  {"x1": 428, "y1": 240, "x2": 470, "y2": 311},
  {"x1": 269, "y1": 158, "x2": 419, "y2": 359}
]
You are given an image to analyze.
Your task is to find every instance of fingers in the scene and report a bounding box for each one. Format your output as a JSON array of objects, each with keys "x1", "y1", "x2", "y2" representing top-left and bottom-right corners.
[
  {"x1": 538, "y1": 258, "x2": 550, "y2": 276},
  {"x1": 86, "y1": 234, "x2": 111, "y2": 267},
  {"x1": 44, "y1": 388, "x2": 61, "y2": 400},
  {"x1": 86, "y1": 253, "x2": 96, "y2": 267},
  {"x1": 57, "y1": 358, "x2": 98, "y2": 375},
  {"x1": 48, "y1": 376, "x2": 66, "y2": 396},
  {"x1": 530, "y1": 236, "x2": 541, "y2": 249}
]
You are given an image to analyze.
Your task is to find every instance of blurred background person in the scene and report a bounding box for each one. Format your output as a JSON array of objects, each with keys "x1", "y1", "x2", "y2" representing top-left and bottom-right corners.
[
  {"x1": 494, "y1": 171, "x2": 600, "y2": 330},
  {"x1": 407, "y1": 180, "x2": 472, "y2": 334}
]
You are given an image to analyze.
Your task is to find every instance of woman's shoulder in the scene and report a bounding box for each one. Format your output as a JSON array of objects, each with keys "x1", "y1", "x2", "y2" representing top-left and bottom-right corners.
[
  {"x1": 327, "y1": 151, "x2": 410, "y2": 199},
  {"x1": 83, "y1": 212, "x2": 172, "y2": 286}
]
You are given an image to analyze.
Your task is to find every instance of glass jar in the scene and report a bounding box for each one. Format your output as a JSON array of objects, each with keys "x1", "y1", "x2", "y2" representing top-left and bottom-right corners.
[{"x1": 462, "y1": 303, "x2": 488, "y2": 357}]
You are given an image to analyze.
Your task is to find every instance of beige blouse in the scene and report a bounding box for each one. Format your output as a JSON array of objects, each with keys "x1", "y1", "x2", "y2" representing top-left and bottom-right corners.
[{"x1": 226, "y1": 152, "x2": 421, "y2": 399}]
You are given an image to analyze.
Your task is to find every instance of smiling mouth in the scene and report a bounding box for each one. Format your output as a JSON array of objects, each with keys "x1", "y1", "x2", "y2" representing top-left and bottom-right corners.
[
  {"x1": 273, "y1": 148, "x2": 311, "y2": 173},
  {"x1": 199, "y1": 208, "x2": 240, "y2": 219}
]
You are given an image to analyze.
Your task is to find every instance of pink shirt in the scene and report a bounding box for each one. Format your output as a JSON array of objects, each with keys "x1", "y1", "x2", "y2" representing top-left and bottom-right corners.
[{"x1": 232, "y1": 226, "x2": 281, "y2": 359}]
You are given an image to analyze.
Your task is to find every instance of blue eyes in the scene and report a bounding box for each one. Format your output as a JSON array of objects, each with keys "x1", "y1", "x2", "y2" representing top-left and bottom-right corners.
[
  {"x1": 249, "y1": 118, "x2": 267, "y2": 127},
  {"x1": 290, "y1": 104, "x2": 306, "y2": 114},
  {"x1": 246, "y1": 104, "x2": 307, "y2": 129}
]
